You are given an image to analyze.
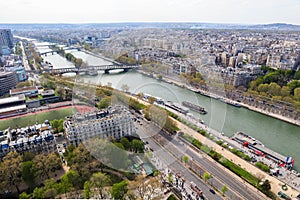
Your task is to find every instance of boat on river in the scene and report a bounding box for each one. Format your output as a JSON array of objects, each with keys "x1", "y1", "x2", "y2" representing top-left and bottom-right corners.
[
  {"x1": 231, "y1": 131, "x2": 295, "y2": 169},
  {"x1": 182, "y1": 101, "x2": 207, "y2": 115},
  {"x1": 165, "y1": 101, "x2": 189, "y2": 114}
]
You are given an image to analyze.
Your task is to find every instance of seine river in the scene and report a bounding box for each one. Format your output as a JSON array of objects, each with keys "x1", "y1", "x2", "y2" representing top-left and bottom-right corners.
[{"x1": 42, "y1": 48, "x2": 300, "y2": 170}]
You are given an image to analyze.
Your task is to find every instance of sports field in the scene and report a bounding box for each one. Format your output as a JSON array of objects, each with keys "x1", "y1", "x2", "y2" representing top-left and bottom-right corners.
[{"x1": 0, "y1": 107, "x2": 75, "y2": 130}]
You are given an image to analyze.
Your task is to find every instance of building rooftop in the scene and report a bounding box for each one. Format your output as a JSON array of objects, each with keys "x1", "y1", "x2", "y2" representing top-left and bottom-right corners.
[
  {"x1": 41, "y1": 89, "x2": 55, "y2": 97},
  {"x1": 10, "y1": 86, "x2": 37, "y2": 94},
  {"x1": 0, "y1": 94, "x2": 25, "y2": 105},
  {"x1": 0, "y1": 71, "x2": 14, "y2": 77},
  {"x1": 0, "y1": 121, "x2": 54, "y2": 153},
  {"x1": 0, "y1": 104, "x2": 26, "y2": 114}
]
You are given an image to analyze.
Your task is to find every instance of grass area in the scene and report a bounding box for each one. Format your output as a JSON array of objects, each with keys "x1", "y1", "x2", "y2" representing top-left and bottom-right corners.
[
  {"x1": 255, "y1": 162, "x2": 271, "y2": 173},
  {"x1": 183, "y1": 134, "x2": 277, "y2": 198},
  {"x1": 182, "y1": 134, "x2": 194, "y2": 143},
  {"x1": 0, "y1": 108, "x2": 75, "y2": 130},
  {"x1": 218, "y1": 157, "x2": 259, "y2": 186}
]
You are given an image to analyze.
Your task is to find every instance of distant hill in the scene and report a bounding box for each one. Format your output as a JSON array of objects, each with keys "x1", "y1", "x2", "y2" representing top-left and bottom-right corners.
[
  {"x1": 250, "y1": 23, "x2": 300, "y2": 30},
  {"x1": 1, "y1": 22, "x2": 300, "y2": 31}
]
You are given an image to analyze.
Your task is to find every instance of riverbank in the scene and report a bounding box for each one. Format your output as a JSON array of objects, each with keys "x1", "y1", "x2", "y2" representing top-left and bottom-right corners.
[
  {"x1": 126, "y1": 88, "x2": 300, "y2": 197},
  {"x1": 137, "y1": 70, "x2": 300, "y2": 127}
]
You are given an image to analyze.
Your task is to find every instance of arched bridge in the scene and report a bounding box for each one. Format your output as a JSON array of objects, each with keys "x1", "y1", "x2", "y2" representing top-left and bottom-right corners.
[{"x1": 50, "y1": 65, "x2": 139, "y2": 74}]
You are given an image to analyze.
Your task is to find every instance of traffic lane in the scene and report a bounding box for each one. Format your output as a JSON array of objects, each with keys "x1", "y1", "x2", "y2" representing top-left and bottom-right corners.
[
  {"x1": 151, "y1": 142, "x2": 224, "y2": 200},
  {"x1": 156, "y1": 136, "x2": 244, "y2": 200},
  {"x1": 186, "y1": 148, "x2": 266, "y2": 200},
  {"x1": 155, "y1": 132, "x2": 263, "y2": 200},
  {"x1": 154, "y1": 129, "x2": 265, "y2": 200},
  {"x1": 141, "y1": 135, "x2": 223, "y2": 200}
]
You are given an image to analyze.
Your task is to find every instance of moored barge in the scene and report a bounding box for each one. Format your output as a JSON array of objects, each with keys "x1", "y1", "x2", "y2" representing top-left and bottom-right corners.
[{"x1": 182, "y1": 101, "x2": 207, "y2": 115}]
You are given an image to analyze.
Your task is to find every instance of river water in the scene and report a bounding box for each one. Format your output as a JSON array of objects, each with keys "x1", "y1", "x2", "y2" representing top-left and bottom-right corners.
[{"x1": 41, "y1": 48, "x2": 300, "y2": 170}]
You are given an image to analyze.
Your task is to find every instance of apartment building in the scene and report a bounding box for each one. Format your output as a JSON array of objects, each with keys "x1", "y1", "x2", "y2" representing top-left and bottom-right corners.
[{"x1": 64, "y1": 105, "x2": 136, "y2": 146}]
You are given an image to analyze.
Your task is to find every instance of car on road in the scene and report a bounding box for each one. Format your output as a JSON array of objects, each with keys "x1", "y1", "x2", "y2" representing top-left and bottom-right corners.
[
  {"x1": 278, "y1": 191, "x2": 291, "y2": 200},
  {"x1": 209, "y1": 189, "x2": 216, "y2": 194}
]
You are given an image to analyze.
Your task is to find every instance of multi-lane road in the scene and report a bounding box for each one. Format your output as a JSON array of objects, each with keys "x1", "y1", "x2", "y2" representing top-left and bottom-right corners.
[
  {"x1": 134, "y1": 115, "x2": 267, "y2": 200},
  {"x1": 136, "y1": 125, "x2": 223, "y2": 200}
]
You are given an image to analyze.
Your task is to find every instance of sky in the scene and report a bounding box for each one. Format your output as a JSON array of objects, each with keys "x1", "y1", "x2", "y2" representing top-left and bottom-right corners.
[{"x1": 1, "y1": 0, "x2": 300, "y2": 24}]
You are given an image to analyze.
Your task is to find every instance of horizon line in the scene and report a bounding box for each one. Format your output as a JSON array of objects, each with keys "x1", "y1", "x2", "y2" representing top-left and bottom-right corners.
[{"x1": 0, "y1": 21, "x2": 300, "y2": 26}]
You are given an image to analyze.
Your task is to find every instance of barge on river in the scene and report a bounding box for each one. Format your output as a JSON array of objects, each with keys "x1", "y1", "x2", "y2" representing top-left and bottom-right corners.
[
  {"x1": 182, "y1": 101, "x2": 207, "y2": 115},
  {"x1": 231, "y1": 131, "x2": 295, "y2": 169},
  {"x1": 165, "y1": 101, "x2": 189, "y2": 114}
]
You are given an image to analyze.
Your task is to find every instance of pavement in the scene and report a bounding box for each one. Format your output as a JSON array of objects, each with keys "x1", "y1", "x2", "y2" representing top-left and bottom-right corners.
[{"x1": 175, "y1": 118, "x2": 300, "y2": 199}]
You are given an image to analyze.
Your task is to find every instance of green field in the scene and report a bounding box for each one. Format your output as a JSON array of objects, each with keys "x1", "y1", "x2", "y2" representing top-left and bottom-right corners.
[{"x1": 0, "y1": 108, "x2": 75, "y2": 130}]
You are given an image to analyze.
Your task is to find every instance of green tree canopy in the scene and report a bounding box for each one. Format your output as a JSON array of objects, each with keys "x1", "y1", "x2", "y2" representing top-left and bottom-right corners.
[
  {"x1": 89, "y1": 172, "x2": 111, "y2": 199},
  {"x1": 111, "y1": 181, "x2": 128, "y2": 200}
]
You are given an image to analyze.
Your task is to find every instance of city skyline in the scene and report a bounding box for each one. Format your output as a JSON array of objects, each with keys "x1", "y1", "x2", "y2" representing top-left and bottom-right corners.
[{"x1": 1, "y1": 0, "x2": 300, "y2": 25}]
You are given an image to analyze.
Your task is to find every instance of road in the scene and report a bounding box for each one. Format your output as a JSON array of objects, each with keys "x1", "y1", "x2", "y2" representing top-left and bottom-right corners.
[
  {"x1": 136, "y1": 125, "x2": 224, "y2": 200},
  {"x1": 19, "y1": 41, "x2": 31, "y2": 71},
  {"x1": 134, "y1": 114, "x2": 268, "y2": 200}
]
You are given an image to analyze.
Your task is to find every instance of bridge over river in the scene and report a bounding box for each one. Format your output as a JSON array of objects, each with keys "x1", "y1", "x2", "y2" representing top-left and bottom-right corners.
[{"x1": 27, "y1": 65, "x2": 139, "y2": 74}]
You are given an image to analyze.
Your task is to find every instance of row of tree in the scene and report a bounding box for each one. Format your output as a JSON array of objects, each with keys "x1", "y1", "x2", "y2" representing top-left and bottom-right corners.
[
  {"x1": 144, "y1": 105, "x2": 179, "y2": 134},
  {"x1": 65, "y1": 53, "x2": 84, "y2": 67},
  {"x1": 115, "y1": 137, "x2": 144, "y2": 153}
]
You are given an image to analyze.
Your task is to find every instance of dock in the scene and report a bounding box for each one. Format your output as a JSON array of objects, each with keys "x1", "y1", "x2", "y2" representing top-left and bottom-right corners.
[{"x1": 232, "y1": 132, "x2": 291, "y2": 165}]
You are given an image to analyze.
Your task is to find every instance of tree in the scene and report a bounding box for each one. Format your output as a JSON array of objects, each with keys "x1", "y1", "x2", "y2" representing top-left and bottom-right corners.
[
  {"x1": 111, "y1": 181, "x2": 128, "y2": 200},
  {"x1": 22, "y1": 161, "x2": 36, "y2": 189},
  {"x1": 128, "y1": 175, "x2": 161, "y2": 200},
  {"x1": 51, "y1": 119, "x2": 59, "y2": 133},
  {"x1": 23, "y1": 152, "x2": 35, "y2": 162},
  {"x1": 157, "y1": 74, "x2": 163, "y2": 80},
  {"x1": 120, "y1": 137, "x2": 131, "y2": 150},
  {"x1": 60, "y1": 170, "x2": 80, "y2": 195},
  {"x1": 182, "y1": 155, "x2": 189, "y2": 165},
  {"x1": 260, "y1": 180, "x2": 271, "y2": 193},
  {"x1": 281, "y1": 86, "x2": 291, "y2": 97},
  {"x1": 97, "y1": 98, "x2": 110, "y2": 109},
  {"x1": 32, "y1": 186, "x2": 44, "y2": 198},
  {"x1": 131, "y1": 139, "x2": 144, "y2": 153},
  {"x1": 167, "y1": 173, "x2": 173, "y2": 183},
  {"x1": 268, "y1": 82, "x2": 281, "y2": 96},
  {"x1": 203, "y1": 172, "x2": 211, "y2": 183},
  {"x1": 75, "y1": 58, "x2": 83, "y2": 67},
  {"x1": 288, "y1": 80, "x2": 300, "y2": 95},
  {"x1": 16, "y1": 80, "x2": 32, "y2": 88},
  {"x1": 42, "y1": 178, "x2": 57, "y2": 199},
  {"x1": 258, "y1": 84, "x2": 269, "y2": 93},
  {"x1": 294, "y1": 71, "x2": 300, "y2": 80},
  {"x1": 137, "y1": 92, "x2": 143, "y2": 99},
  {"x1": 89, "y1": 172, "x2": 111, "y2": 199},
  {"x1": 19, "y1": 192, "x2": 31, "y2": 199},
  {"x1": 148, "y1": 96, "x2": 156, "y2": 104},
  {"x1": 221, "y1": 185, "x2": 228, "y2": 196},
  {"x1": 83, "y1": 181, "x2": 92, "y2": 199},
  {"x1": 0, "y1": 152, "x2": 23, "y2": 193},
  {"x1": 33, "y1": 153, "x2": 61, "y2": 180},
  {"x1": 66, "y1": 144, "x2": 99, "y2": 186},
  {"x1": 294, "y1": 87, "x2": 300, "y2": 101}
]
